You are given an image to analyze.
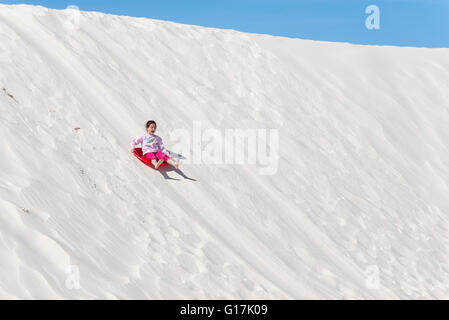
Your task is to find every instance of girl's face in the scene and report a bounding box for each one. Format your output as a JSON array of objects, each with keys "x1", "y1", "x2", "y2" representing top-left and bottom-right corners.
[{"x1": 147, "y1": 123, "x2": 156, "y2": 135}]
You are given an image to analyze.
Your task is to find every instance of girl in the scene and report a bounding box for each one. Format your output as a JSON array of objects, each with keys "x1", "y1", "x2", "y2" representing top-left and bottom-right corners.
[{"x1": 131, "y1": 120, "x2": 180, "y2": 169}]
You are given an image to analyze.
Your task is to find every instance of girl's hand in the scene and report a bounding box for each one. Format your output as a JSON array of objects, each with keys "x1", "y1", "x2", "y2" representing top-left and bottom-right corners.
[{"x1": 131, "y1": 148, "x2": 135, "y2": 153}]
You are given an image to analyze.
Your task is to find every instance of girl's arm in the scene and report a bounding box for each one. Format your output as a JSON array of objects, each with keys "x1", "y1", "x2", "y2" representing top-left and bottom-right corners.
[
  {"x1": 157, "y1": 136, "x2": 169, "y2": 156},
  {"x1": 130, "y1": 135, "x2": 144, "y2": 152}
]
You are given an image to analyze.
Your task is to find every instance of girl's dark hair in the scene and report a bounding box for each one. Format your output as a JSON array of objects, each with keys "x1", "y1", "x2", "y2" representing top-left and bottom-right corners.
[{"x1": 146, "y1": 120, "x2": 157, "y2": 129}]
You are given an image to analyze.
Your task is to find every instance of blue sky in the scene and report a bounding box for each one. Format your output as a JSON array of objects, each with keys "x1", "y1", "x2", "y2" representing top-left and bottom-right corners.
[{"x1": 2, "y1": 0, "x2": 448, "y2": 47}]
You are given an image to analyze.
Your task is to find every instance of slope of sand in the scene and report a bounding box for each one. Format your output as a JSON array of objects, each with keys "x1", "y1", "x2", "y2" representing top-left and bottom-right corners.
[{"x1": 1, "y1": 4, "x2": 449, "y2": 299}]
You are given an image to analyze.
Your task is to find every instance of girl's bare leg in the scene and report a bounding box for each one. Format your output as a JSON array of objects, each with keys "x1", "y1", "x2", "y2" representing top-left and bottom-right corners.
[
  {"x1": 151, "y1": 160, "x2": 158, "y2": 167},
  {"x1": 166, "y1": 159, "x2": 180, "y2": 169},
  {"x1": 154, "y1": 159, "x2": 164, "y2": 169}
]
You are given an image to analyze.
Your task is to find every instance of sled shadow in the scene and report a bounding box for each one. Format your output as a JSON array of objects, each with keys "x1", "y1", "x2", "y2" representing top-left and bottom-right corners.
[{"x1": 157, "y1": 165, "x2": 197, "y2": 181}]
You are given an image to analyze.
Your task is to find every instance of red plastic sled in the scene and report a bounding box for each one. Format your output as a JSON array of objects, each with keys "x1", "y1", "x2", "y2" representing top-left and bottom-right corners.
[{"x1": 133, "y1": 148, "x2": 167, "y2": 168}]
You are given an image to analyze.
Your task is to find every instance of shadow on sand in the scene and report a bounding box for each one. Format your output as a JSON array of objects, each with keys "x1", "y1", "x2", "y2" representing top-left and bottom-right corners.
[{"x1": 157, "y1": 165, "x2": 197, "y2": 181}]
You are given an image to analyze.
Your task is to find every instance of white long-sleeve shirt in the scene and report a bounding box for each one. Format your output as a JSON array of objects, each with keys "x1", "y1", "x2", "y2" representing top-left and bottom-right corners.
[{"x1": 131, "y1": 134, "x2": 168, "y2": 155}]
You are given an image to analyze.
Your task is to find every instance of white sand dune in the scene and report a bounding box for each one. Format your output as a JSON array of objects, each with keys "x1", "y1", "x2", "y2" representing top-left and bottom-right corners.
[{"x1": 1, "y1": 4, "x2": 449, "y2": 299}]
